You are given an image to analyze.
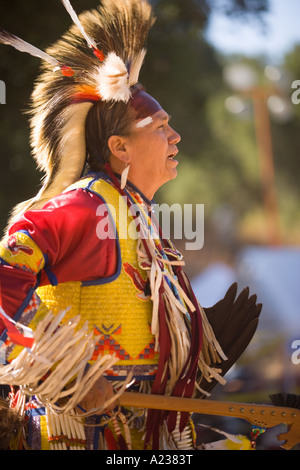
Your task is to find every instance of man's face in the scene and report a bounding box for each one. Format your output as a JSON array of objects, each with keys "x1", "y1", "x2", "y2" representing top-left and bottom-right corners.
[{"x1": 125, "y1": 109, "x2": 181, "y2": 199}]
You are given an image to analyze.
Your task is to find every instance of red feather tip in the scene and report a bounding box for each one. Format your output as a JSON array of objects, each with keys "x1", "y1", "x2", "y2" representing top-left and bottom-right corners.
[
  {"x1": 60, "y1": 65, "x2": 76, "y2": 77},
  {"x1": 92, "y1": 47, "x2": 105, "y2": 62}
]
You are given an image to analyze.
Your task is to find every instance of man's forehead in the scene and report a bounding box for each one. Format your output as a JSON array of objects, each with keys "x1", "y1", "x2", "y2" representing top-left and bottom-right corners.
[
  {"x1": 154, "y1": 110, "x2": 171, "y2": 121},
  {"x1": 135, "y1": 110, "x2": 170, "y2": 129},
  {"x1": 130, "y1": 89, "x2": 162, "y2": 120}
]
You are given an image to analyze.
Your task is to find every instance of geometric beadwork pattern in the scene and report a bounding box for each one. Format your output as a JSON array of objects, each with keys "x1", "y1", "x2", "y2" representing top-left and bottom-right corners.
[
  {"x1": 92, "y1": 325, "x2": 133, "y2": 362},
  {"x1": 92, "y1": 324, "x2": 157, "y2": 362}
]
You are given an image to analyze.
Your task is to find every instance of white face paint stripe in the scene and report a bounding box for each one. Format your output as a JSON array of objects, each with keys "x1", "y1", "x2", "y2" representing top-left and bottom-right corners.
[{"x1": 136, "y1": 116, "x2": 153, "y2": 128}]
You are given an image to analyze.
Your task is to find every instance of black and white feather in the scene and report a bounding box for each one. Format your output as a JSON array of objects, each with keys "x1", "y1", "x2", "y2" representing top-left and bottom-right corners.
[
  {"x1": 0, "y1": 28, "x2": 60, "y2": 69},
  {"x1": 60, "y1": 0, "x2": 97, "y2": 50},
  {"x1": 2, "y1": 0, "x2": 155, "y2": 228}
]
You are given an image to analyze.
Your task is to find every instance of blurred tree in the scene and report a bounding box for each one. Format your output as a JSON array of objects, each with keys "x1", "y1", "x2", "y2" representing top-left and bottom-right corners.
[{"x1": 271, "y1": 46, "x2": 300, "y2": 242}]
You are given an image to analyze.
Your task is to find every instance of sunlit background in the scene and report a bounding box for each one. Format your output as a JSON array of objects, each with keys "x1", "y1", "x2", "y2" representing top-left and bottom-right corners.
[{"x1": 0, "y1": 0, "x2": 299, "y2": 449}]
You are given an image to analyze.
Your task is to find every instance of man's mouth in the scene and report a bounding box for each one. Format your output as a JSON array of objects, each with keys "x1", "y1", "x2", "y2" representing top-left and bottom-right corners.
[{"x1": 167, "y1": 151, "x2": 178, "y2": 160}]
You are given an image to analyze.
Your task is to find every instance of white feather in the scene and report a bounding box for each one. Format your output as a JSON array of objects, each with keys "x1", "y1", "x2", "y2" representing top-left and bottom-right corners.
[
  {"x1": 29, "y1": 102, "x2": 93, "y2": 209},
  {"x1": 198, "y1": 424, "x2": 248, "y2": 444},
  {"x1": 129, "y1": 49, "x2": 147, "y2": 86},
  {"x1": 60, "y1": 0, "x2": 96, "y2": 49},
  {"x1": 0, "y1": 29, "x2": 60, "y2": 68},
  {"x1": 45, "y1": 102, "x2": 93, "y2": 196},
  {"x1": 95, "y1": 52, "x2": 131, "y2": 103}
]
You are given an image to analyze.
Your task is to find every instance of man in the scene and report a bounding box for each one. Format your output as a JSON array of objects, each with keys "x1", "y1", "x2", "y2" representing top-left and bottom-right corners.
[{"x1": 0, "y1": 0, "x2": 261, "y2": 450}]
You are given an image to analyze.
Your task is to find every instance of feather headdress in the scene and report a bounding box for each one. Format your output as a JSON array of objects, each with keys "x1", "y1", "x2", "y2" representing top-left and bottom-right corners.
[{"x1": 0, "y1": 0, "x2": 155, "y2": 228}]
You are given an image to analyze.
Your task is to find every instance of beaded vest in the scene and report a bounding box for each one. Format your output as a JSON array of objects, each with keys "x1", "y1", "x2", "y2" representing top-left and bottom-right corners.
[{"x1": 36, "y1": 176, "x2": 159, "y2": 378}]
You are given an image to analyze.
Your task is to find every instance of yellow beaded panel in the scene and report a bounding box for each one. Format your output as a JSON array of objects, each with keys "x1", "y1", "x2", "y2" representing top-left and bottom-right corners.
[
  {"x1": 40, "y1": 415, "x2": 51, "y2": 450},
  {"x1": 35, "y1": 282, "x2": 82, "y2": 326},
  {"x1": 37, "y1": 177, "x2": 158, "y2": 367},
  {"x1": 0, "y1": 231, "x2": 45, "y2": 274}
]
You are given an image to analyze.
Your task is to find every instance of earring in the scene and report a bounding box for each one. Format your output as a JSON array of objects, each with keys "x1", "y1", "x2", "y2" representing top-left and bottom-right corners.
[{"x1": 120, "y1": 162, "x2": 130, "y2": 189}]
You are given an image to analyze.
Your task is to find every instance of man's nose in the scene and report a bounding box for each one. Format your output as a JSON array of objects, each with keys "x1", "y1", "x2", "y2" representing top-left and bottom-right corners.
[{"x1": 169, "y1": 127, "x2": 181, "y2": 145}]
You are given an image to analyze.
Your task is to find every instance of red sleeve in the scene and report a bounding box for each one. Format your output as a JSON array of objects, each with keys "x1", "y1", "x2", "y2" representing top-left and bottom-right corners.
[
  {"x1": 0, "y1": 265, "x2": 37, "y2": 323},
  {"x1": 9, "y1": 188, "x2": 118, "y2": 285},
  {"x1": 0, "y1": 188, "x2": 118, "y2": 337}
]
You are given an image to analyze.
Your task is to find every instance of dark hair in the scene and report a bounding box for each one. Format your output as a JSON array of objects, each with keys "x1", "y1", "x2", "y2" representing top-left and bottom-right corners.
[
  {"x1": 0, "y1": 397, "x2": 22, "y2": 449},
  {"x1": 85, "y1": 84, "x2": 143, "y2": 172}
]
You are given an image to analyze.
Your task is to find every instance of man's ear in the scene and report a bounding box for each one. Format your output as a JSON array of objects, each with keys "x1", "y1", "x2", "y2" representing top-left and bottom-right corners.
[{"x1": 107, "y1": 135, "x2": 129, "y2": 163}]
